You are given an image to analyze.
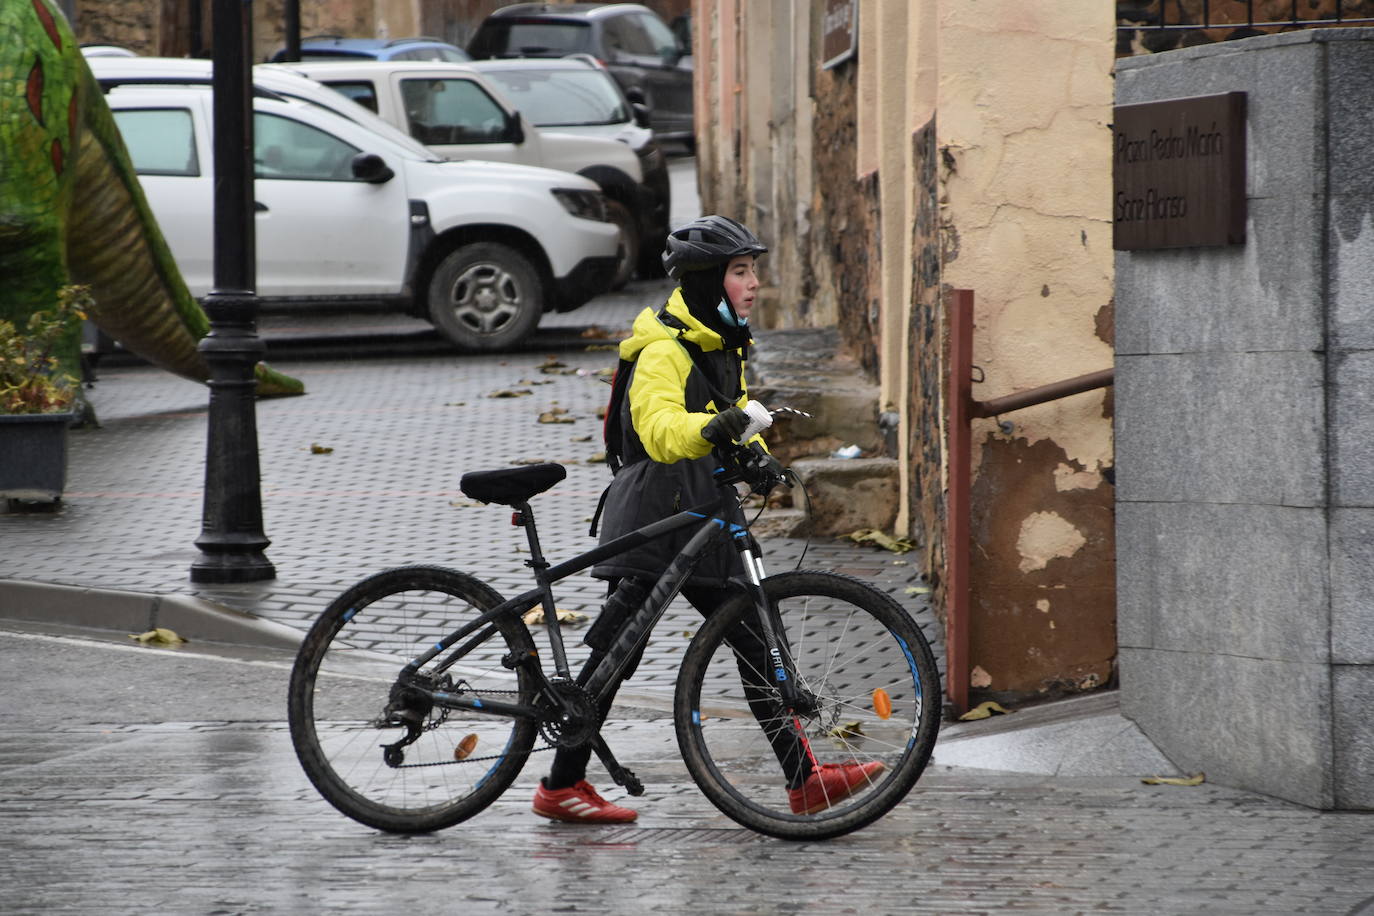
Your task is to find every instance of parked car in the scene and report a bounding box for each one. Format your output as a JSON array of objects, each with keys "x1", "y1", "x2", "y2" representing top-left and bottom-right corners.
[
  {"x1": 272, "y1": 59, "x2": 653, "y2": 287},
  {"x1": 101, "y1": 83, "x2": 618, "y2": 351},
  {"x1": 467, "y1": 3, "x2": 694, "y2": 146},
  {"x1": 268, "y1": 35, "x2": 471, "y2": 63},
  {"x1": 470, "y1": 56, "x2": 668, "y2": 275},
  {"x1": 89, "y1": 55, "x2": 649, "y2": 289}
]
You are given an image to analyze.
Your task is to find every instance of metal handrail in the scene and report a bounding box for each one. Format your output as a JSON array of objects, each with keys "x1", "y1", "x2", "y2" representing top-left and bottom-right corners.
[{"x1": 944, "y1": 289, "x2": 1113, "y2": 714}]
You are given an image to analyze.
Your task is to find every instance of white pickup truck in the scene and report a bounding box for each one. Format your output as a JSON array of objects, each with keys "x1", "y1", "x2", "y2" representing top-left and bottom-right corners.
[
  {"x1": 101, "y1": 81, "x2": 619, "y2": 351},
  {"x1": 270, "y1": 60, "x2": 656, "y2": 289}
]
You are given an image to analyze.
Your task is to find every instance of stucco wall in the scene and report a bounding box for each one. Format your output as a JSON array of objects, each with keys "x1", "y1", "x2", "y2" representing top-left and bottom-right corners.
[
  {"x1": 937, "y1": 1, "x2": 1117, "y2": 698},
  {"x1": 693, "y1": 0, "x2": 1119, "y2": 702}
]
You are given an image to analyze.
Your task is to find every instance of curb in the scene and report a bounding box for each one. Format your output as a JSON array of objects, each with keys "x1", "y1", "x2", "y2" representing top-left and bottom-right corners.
[{"x1": 0, "y1": 579, "x2": 304, "y2": 651}]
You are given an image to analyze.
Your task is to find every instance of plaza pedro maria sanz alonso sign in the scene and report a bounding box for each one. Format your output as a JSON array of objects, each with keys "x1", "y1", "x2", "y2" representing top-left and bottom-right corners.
[{"x1": 1112, "y1": 91, "x2": 1246, "y2": 250}]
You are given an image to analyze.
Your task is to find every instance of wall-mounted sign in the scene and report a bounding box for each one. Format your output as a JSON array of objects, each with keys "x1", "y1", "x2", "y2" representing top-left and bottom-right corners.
[
  {"x1": 1112, "y1": 91, "x2": 1246, "y2": 250},
  {"x1": 821, "y1": 0, "x2": 857, "y2": 70}
]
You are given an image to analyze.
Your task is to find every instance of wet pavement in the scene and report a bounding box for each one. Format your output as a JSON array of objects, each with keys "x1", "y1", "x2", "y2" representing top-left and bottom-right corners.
[{"x1": 2, "y1": 155, "x2": 1374, "y2": 913}]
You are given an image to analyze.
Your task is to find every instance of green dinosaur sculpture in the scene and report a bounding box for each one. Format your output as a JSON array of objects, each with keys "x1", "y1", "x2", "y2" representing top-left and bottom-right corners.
[{"x1": 0, "y1": 0, "x2": 303, "y2": 399}]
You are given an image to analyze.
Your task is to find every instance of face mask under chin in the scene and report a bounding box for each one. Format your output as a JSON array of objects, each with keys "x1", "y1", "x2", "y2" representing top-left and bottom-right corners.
[{"x1": 718, "y1": 298, "x2": 747, "y2": 327}]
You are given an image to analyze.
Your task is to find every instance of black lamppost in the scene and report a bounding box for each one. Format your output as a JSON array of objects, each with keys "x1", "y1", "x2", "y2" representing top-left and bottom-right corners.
[
  {"x1": 191, "y1": 0, "x2": 275, "y2": 583},
  {"x1": 282, "y1": 0, "x2": 301, "y2": 61}
]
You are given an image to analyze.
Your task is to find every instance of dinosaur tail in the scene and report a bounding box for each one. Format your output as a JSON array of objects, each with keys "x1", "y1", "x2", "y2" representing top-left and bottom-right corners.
[{"x1": 67, "y1": 65, "x2": 302, "y2": 398}]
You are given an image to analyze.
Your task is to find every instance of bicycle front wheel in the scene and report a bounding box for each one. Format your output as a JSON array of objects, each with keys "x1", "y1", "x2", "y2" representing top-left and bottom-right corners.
[
  {"x1": 675, "y1": 570, "x2": 941, "y2": 840},
  {"x1": 288, "y1": 565, "x2": 539, "y2": 833}
]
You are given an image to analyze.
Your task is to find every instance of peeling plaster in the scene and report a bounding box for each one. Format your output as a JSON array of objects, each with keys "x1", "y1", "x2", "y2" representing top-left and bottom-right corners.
[
  {"x1": 1053, "y1": 462, "x2": 1101, "y2": 491},
  {"x1": 1016, "y1": 511, "x2": 1087, "y2": 573}
]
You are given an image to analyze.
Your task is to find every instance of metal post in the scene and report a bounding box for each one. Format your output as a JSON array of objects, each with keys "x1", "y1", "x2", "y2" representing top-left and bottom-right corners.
[
  {"x1": 189, "y1": 0, "x2": 204, "y2": 58},
  {"x1": 191, "y1": 0, "x2": 275, "y2": 583},
  {"x1": 945, "y1": 289, "x2": 973, "y2": 716},
  {"x1": 283, "y1": 0, "x2": 301, "y2": 61}
]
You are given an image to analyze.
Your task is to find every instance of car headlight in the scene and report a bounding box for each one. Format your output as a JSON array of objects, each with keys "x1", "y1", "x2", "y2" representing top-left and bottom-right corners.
[{"x1": 552, "y1": 188, "x2": 608, "y2": 222}]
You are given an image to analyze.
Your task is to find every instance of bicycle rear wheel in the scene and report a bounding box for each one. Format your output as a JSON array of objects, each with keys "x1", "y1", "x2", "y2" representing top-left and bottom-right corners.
[
  {"x1": 288, "y1": 565, "x2": 539, "y2": 833},
  {"x1": 675, "y1": 570, "x2": 941, "y2": 840}
]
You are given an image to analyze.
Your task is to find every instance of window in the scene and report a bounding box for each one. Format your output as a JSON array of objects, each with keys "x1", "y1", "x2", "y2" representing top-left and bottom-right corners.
[
  {"x1": 325, "y1": 81, "x2": 380, "y2": 113},
  {"x1": 399, "y1": 78, "x2": 509, "y2": 145},
  {"x1": 499, "y1": 21, "x2": 591, "y2": 56},
  {"x1": 603, "y1": 16, "x2": 654, "y2": 56},
  {"x1": 254, "y1": 113, "x2": 360, "y2": 180},
  {"x1": 110, "y1": 108, "x2": 200, "y2": 176},
  {"x1": 639, "y1": 13, "x2": 681, "y2": 56},
  {"x1": 480, "y1": 68, "x2": 629, "y2": 127}
]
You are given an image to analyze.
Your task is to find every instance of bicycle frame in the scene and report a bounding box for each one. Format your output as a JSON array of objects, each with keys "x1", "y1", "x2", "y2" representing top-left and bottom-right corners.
[{"x1": 396, "y1": 482, "x2": 803, "y2": 725}]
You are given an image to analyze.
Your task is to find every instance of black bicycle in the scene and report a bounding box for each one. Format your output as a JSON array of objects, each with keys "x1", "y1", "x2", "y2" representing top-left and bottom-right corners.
[{"x1": 287, "y1": 440, "x2": 941, "y2": 840}]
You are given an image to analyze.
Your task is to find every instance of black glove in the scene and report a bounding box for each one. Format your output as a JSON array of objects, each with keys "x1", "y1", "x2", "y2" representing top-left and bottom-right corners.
[
  {"x1": 702, "y1": 406, "x2": 750, "y2": 446},
  {"x1": 747, "y1": 442, "x2": 788, "y2": 485}
]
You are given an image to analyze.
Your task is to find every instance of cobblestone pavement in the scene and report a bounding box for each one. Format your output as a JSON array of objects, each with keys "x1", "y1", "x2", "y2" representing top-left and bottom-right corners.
[
  {"x1": 0, "y1": 274, "x2": 944, "y2": 699},
  {"x1": 2, "y1": 626, "x2": 1373, "y2": 916}
]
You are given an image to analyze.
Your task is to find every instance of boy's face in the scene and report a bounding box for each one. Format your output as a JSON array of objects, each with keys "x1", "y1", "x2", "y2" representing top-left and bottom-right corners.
[{"x1": 723, "y1": 255, "x2": 760, "y2": 318}]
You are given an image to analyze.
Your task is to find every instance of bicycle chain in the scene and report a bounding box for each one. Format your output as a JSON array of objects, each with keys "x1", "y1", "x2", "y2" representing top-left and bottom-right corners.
[{"x1": 386, "y1": 687, "x2": 559, "y2": 770}]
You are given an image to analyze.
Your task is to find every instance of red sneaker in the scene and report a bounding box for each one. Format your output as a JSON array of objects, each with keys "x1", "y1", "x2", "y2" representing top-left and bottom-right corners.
[
  {"x1": 532, "y1": 780, "x2": 638, "y2": 824},
  {"x1": 788, "y1": 761, "x2": 887, "y2": 815}
]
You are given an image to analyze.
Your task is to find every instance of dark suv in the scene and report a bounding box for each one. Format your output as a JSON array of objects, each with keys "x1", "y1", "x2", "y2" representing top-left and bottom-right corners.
[{"x1": 467, "y1": 3, "x2": 693, "y2": 145}]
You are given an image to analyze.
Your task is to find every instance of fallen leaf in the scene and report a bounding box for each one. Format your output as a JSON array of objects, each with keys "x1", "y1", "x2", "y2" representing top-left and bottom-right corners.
[
  {"x1": 905, "y1": 586, "x2": 931, "y2": 595},
  {"x1": 539, "y1": 355, "x2": 568, "y2": 368},
  {"x1": 522, "y1": 607, "x2": 588, "y2": 626},
  {"x1": 587, "y1": 452, "x2": 607, "y2": 464},
  {"x1": 843, "y1": 528, "x2": 915, "y2": 554},
  {"x1": 580, "y1": 326, "x2": 614, "y2": 339},
  {"x1": 584, "y1": 344, "x2": 618, "y2": 351},
  {"x1": 828, "y1": 721, "x2": 866, "y2": 748},
  {"x1": 538, "y1": 409, "x2": 576, "y2": 424},
  {"x1": 516, "y1": 378, "x2": 553, "y2": 386},
  {"x1": 309, "y1": 443, "x2": 334, "y2": 454},
  {"x1": 443, "y1": 401, "x2": 466, "y2": 407},
  {"x1": 957, "y1": 700, "x2": 1010, "y2": 721},
  {"x1": 1141, "y1": 772, "x2": 1205, "y2": 786},
  {"x1": 129, "y1": 627, "x2": 186, "y2": 647},
  {"x1": 488, "y1": 389, "x2": 533, "y2": 398},
  {"x1": 453, "y1": 734, "x2": 479, "y2": 761},
  {"x1": 449, "y1": 499, "x2": 483, "y2": 508},
  {"x1": 570, "y1": 434, "x2": 593, "y2": 443}
]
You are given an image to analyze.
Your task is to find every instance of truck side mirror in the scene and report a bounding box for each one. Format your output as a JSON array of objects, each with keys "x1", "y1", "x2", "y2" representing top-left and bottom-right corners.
[
  {"x1": 505, "y1": 110, "x2": 525, "y2": 145},
  {"x1": 631, "y1": 102, "x2": 651, "y2": 130},
  {"x1": 351, "y1": 152, "x2": 394, "y2": 184}
]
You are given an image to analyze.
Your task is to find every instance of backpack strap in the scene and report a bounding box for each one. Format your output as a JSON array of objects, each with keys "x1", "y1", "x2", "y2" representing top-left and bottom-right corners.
[{"x1": 655, "y1": 307, "x2": 742, "y2": 411}]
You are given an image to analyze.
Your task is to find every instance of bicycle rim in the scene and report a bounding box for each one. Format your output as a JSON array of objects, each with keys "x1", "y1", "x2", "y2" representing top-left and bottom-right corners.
[
  {"x1": 675, "y1": 570, "x2": 941, "y2": 840},
  {"x1": 288, "y1": 565, "x2": 539, "y2": 833}
]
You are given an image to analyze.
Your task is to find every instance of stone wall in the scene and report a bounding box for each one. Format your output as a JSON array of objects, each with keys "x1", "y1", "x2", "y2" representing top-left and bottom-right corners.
[{"x1": 1115, "y1": 29, "x2": 1374, "y2": 809}]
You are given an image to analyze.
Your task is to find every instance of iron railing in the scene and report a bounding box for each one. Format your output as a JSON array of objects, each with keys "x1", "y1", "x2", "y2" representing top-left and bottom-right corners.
[{"x1": 1120, "y1": 0, "x2": 1374, "y2": 33}]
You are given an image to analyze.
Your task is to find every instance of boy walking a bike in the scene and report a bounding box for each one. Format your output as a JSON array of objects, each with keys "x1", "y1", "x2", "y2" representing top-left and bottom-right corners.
[{"x1": 531, "y1": 215, "x2": 884, "y2": 824}]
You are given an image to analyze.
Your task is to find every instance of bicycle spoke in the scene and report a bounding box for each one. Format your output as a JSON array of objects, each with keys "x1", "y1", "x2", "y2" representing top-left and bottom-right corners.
[
  {"x1": 676, "y1": 571, "x2": 941, "y2": 840},
  {"x1": 289, "y1": 566, "x2": 539, "y2": 833}
]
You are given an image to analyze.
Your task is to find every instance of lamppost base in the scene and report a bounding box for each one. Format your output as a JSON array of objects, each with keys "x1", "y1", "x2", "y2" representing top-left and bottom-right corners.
[{"x1": 190, "y1": 552, "x2": 277, "y2": 583}]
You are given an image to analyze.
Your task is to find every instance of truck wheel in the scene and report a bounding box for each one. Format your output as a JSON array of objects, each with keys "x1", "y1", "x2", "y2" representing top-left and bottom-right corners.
[
  {"x1": 606, "y1": 199, "x2": 638, "y2": 291},
  {"x1": 426, "y1": 243, "x2": 542, "y2": 352}
]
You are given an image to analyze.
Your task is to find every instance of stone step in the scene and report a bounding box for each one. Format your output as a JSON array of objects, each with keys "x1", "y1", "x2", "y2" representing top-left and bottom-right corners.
[
  {"x1": 747, "y1": 327, "x2": 897, "y2": 534},
  {"x1": 747, "y1": 327, "x2": 885, "y2": 464}
]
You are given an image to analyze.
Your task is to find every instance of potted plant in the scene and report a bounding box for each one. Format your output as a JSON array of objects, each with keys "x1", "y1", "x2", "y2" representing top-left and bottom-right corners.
[{"x1": 0, "y1": 285, "x2": 90, "y2": 507}]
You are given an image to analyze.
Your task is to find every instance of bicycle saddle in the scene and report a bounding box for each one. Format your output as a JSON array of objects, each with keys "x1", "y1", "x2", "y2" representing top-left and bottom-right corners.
[{"x1": 460, "y1": 463, "x2": 567, "y2": 506}]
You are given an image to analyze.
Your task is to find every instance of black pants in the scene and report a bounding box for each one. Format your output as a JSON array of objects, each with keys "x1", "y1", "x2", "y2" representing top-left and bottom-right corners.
[{"x1": 545, "y1": 582, "x2": 812, "y2": 791}]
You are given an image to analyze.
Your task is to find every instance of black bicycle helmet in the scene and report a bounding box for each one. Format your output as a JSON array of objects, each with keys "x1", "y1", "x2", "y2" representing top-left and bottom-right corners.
[{"x1": 661, "y1": 215, "x2": 767, "y2": 280}]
